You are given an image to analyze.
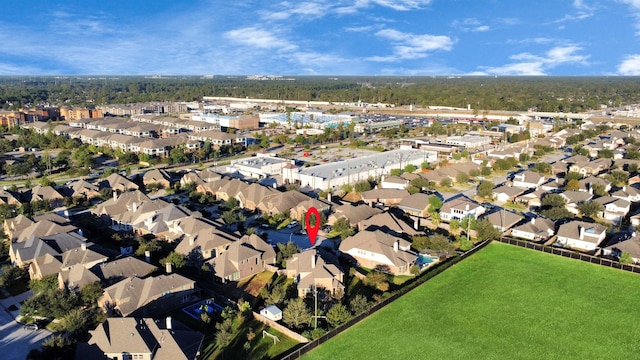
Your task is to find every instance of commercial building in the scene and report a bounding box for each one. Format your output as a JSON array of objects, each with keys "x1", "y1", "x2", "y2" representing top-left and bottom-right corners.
[{"x1": 282, "y1": 149, "x2": 437, "y2": 190}]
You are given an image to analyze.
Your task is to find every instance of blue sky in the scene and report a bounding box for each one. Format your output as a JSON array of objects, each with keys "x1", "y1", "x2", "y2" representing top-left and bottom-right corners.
[{"x1": 1, "y1": 0, "x2": 640, "y2": 75}]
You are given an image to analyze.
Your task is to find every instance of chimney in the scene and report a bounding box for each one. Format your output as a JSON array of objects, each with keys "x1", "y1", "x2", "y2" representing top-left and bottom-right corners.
[
  {"x1": 579, "y1": 226, "x2": 585, "y2": 240},
  {"x1": 327, "y1": 192, "x2": 332, "y2": 203},
  {"x1": 145, "y1": 250, "x2": 151, "y2": 263},
  {"x1": 81, "y1": 241, "x2": 87, "y2": 251},
  {"x1": 530, "y1": 217, "x2": 536, "y2": 225},
  {"x1": 166, "y1": 316, "x2": 172, "y2": 330},
  {"x1": 189, "y1": 236, "x2": 194, "y2": 246},
  {"x1": 165, "y1": 261, "x2": 172, "y2": 274},
  {"x1": 311, "y1": 253, "x2": 316, "y2": 269},
  {"x1": 394, "y1": 239, "x2": 399, "y2": 252},
  {"x1": 414, "y1": 217, "x2": 419, "y2": 230},
  {"x1": 132, "y1": 202, "x2": 138, "y2": 212},
  {"x1": 623, "y1": 186, "x2": 627, "y2": 192},
  {"x1": 588, "y1": 186, "x2": 593, "y2": 195},
  {"x1": 113, "y1": 191, "x2": 118, "y2": 201}
]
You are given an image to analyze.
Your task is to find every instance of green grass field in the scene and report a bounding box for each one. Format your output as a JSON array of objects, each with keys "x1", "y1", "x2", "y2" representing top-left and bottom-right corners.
[{"x1": 303, "y1": 242, "x2": 640, "y2": 360}]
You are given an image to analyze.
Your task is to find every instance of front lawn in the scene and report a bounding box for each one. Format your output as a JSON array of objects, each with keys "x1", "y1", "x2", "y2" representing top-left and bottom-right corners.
[{"x1": 303, "y1": 242, "x2": 640, "y2": 360}]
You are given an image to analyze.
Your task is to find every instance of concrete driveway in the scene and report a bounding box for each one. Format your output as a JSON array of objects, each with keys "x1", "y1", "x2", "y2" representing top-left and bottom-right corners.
[{"x1": 0, "y1": 291, "x2": 51, "y2": 360}]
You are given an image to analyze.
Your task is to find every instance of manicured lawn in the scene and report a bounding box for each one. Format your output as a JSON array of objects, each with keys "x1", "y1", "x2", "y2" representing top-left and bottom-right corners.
[{"x1": 303, "y1": 242, "x2": 640, "y2": 360}]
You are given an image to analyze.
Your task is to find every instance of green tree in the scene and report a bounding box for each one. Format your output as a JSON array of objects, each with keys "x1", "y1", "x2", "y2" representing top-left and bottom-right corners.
[
  {"x1": 326, "y1": 303, "x2": 351, "y2": 328},
  {"x1": 456, "y1": 172, "x2": 469, "y2": 185},
  {"x1": 428, "y1": 196, "x2": 443, "y2": 213},
  {"x1": 540, "y1": 207, "x2": 573, "y2": 220},
  {"x1": 477, "y1": 180, "x2": 495, "y2": 199},
  {"x1": 606, "y1": 170, "x2": 629, "y2": 187},
  {"x1": 591, "y1": 183, "x2": 608, "y2": 197},
  {"x1": 404, "y1": 164, "x2": 417, "y2": 173},
  {"x1": 440, "y1": 178, "x2": 452, "y2": 187},
  {"x1": 578, "y1": 201, "x2": 604, "y2": 219},
  {"x1": 0, "y1": 265, "x2": 28, "y2": 288},
  {"x1": 349, "y1": 294, "x2": 370, "y2": 315},
  {"x1": 475, "y1": 219, "x2": 502, "y2": 242},
  {"x1": 565, "y1": 172, "x2": 583, "y2": 181},
  {"x1": 283, "y1": 298, "x2": 312, "y2": 329},
  {"x1": 598, "y1": 149, "x2": 614, "y2": 159},
  {"x1": 80, "y1": 282, "x2": 104, "y2": 305},
  {"x1": 565, "y1": 179, "x2": 580, "y2": 191},
  {"x1": 276, "y1": 241, "x2": 300, "y2": 266},
  {"x1": 332, "y1": 217, "x2": 355, "y2": 240},
  {"x1": 363, "y1": 271, "x2": 390, "y2": 292},
  {"x1": 354, "y1": 180, "x2": 372, "y2": 193},
  {"x1": 541, "y1": 193, "x2": 567, "y2": 208},
  {"x1": 29, "y1": 274, "x2": 58, "y2": 294},
  {"x1": 160, "y1": 252, "x2": 186, "y2": 269},
  {"x1": 533, "y1": 162, "x2": 552, "y2": 175},
  {"x1": 619, "y1": 252, "x2": 634, "y2": 265}
]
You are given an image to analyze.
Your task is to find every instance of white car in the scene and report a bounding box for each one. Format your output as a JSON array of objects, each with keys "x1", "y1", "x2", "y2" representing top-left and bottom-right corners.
[{"x1": 287, "y1": 221, "x2": 299, "y2": 229}]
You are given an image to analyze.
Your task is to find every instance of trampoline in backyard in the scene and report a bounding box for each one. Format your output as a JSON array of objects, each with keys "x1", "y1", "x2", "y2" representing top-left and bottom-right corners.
[{"x1": 182, "y1": 299, "x2": 225, "y2": 320}]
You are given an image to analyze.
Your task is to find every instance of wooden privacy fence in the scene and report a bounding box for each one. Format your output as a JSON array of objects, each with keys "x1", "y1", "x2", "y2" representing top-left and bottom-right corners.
[
  {"x1": 277, "y1": 240, "x2": 492, "y2": 360},
  {"x1": 495, "y1": 237, "x2": 640, "y2": 274}
]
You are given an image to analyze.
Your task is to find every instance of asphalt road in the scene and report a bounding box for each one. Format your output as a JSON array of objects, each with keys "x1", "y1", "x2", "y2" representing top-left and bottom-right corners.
[{"x1": 0, "y1": 293, "x2": 51, "y2": 360}]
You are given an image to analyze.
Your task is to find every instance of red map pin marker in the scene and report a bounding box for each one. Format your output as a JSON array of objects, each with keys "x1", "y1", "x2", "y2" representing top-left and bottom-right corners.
[{"x1": 305, "y1": 207, "x2": 320, "y2": 247}]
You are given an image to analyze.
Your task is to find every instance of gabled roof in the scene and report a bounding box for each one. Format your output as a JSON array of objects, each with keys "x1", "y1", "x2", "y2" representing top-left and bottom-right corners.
[
  {"x1": 398, "y1": 193, "x2": 434, "y2": 212},
  {"x1": 23, "y1": 185, "x2": 64, "y2": 202},
  {"x1": 142, "y1": 168, "x2": 172, "y2": 184},
  {"x1": 98, "y1": 173, "x2": 139, "y2": 191},
  {"x1": 493, "y1": 184, "x2": 526, "y2": 197},
  {"x1": 174, "y1": 227, "x2": 237, "y2": 258},
  {"x1": 593, "y1": 196, "x2": 630, "y2": 209},
  {"x1": 259, "y1": 190, "x2": 312, "y2": 214},
  {"x1": 357, "y1": 211, "x2": 420, "y2": 237},
  {"x1": 286, "y1": 248, "x2": 344, "y2": 291},
  {"x1": 31, "y1": 253, "x2": 63, "y2": 278},
  {"x1": 512, "y1": 217, "x2": 556, "y2": 236},
  {"x1": 60, "y1": 263, "x2": 101, "y2": 290},
  {"x1": 557, "y1": 220, "x2": 606, "y2": 242},
  {"x1": 330, "y1": 204, "x2": 381, "y2": 226},
  {"x1": 482, "y1": 210, "x2": 522, "y2": 230},
  {"x1": 440, "y1": 197, "x2": 483, "y2": 213},
  {"x1": 60, "y1": 247, "x2": 108, "y2": 270},
  {"x1": 16, "y1": 219, "x2": 79, "y2": 243},
  {"x1": 361, "y1": 188, "x2": 409, "y2": 201},
  {"x1": 104, "y1": 274, "x2": 195, "y2": 316},
  {"x1": 604, "y1": 233, "x2": 640, "y2": 259},
  {"x1": 559, "y1": 190, "x2": 593, "y2": 204},
  {"x1": 94, "y1": 256, "x2": 158, "y2": 285},
  {"x1": 209, "y1": 234, "x2": 275, "y2": 278},
  {"x1": 339, "y1": 230, "x2": 417, "y2": 269},
  {"x1": 85, "y1": 317, "x2": 203, "y2": 360}
]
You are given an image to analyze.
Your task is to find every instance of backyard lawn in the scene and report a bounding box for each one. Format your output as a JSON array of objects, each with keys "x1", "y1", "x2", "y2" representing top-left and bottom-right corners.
[{"x1": 303, "y1": 242, "x2": 640, "y2": 360}]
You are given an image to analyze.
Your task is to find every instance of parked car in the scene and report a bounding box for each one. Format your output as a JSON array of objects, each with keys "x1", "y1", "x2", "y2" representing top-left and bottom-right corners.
[
  {"x1": 23, "y1": 324, "x2": 38, "y2": 331},
  {"x1": 287, "y1": 221, "x2": 299, "y2": 229}
]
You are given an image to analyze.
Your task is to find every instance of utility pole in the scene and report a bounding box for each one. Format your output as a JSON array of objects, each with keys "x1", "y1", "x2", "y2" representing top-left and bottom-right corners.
[{"x1": 311, "y1": 286, "x2": 326, "y2": 329}]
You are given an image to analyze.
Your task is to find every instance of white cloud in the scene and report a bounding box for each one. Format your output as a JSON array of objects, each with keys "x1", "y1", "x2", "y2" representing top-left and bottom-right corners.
[
  {"x1": 452, "y1": 18, "x2": 490, "y2": 32},
  {"x1": 223, "y1": 27, "x2": 297, "y2": 51},
  {"x1": 370, "y1": 29, "x2": 454, "y2": 61},
  {"x1": 551, "y1": 0, "x2": 594, "y2": 23},
  {"x1": 336, "y1": 0, "x2": 432, "y2": 14},
  {"x1": 261, "y1": 1, "x2": 326, "y2": 21},
  {"x1": 619, "y1": 0, "x2": 640, "y2": 34},
  {"x1": 480, "y1": 46, "x2": 590, "y2": 75},
  {"x1": 618, "y1": 54, "x2": 640, "y2": 75}
]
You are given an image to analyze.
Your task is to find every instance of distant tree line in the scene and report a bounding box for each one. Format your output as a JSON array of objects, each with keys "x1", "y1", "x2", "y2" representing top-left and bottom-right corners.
[{"x1": 1, "y1": 76, "x2": 640, "y2": 113}]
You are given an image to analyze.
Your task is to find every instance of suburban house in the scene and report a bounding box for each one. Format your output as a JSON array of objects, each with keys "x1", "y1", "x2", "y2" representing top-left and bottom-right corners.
[
  {"x1": 540, "y1": 178, "x2": 564, "y2": 192},
  {"x1": 360, "y1": 188, "x2": 410, "y2": 207},
  {"x1": 556, "y1": 220, "x2": 607, "y2": 252},
  {"x1": 28, "y1": 253, "x2": 63, "y2": 280},
  {"x1": 92, "y1": 190, "x2": 153, "y2": 231},
  {"x1": 142, "y1": 168, "x2": 173, "y2": 189},
  {"x1": 602, "y1": 232, "x2": 640, "y2": 264},
  {"x1": 257, "y1": 190, "x2": 312, "y2": 216},
  {"x1": 512, "y1": 170, "x2": 545, "y2": 189},
  {"x1": 4, "y1": 214, "x2": 35, "y2": 241},
  {"x1": 379, "y1": 175, "x2": 409, "y2": 190},
  {"x1": 285, "y1": 248, "x2": 345, "y2": 297},
  {"x1": 339, "y1": 229, "x2": 417, "y2": 275},
  {"x1": 58, "y1": 263, "x2": 101, "y2": 291},
  {"x1": 398, "y1": 193, "x2": 435, "y2": 218},
  {"x1": 510, "y1": 217, "x2": 556, "y2": 242},
  {"x1": 493, "y1": 184, "x2": 526, "y2": 204},
  {"x1": 11, "y1": 231, "x2": 87, "y2": 268},
  {"x1": 357, "y1": 211, "x2": 420, "y2": 238},
  {"x1": 98, "y1": 173, "x2": 140, "y2": 193},
  {"x1": 99, "y1": 273, "x2": 197, "y2": 317},
  {"x1": 439, "y1": 197, "x2": 486, "y2": 222},
  {"x1": 235, "y1": 183, "x2": 276, "y2": 211},
  {"x1": 592, "y1": 196, "x2": 631, "y2": 223},
  {"x1": 93, "y1": 256, "x2": 158, "y2": 285},
  {"x1": 568, "y1": 158, "x2": 612, "y2": 176},
  {"x1": 174, "y1": 226, "x2": 237, "y2": 260},
  {"x1": 327, "y1": 204, "x2": 381, "y2": 227},
  {"x1": 0, "y1": 188, "x2": 22, "y2": 207},
  {"x1": 207, "y1": 234, "x2": 276, "y2": 283},
  {"x1": 611, "y1": 186, "x2": 640, "y2": 203},
  {"x1": 482, "y1": 210, "x2": 523, "y2": 232},
  {"x1": 22, "y1": 185, "x2": 65, "y2": 208},
  {"x1": 578, "y1": 176, "x2": 611, "y2": 194},
  {"x1": 76, "y1": 317, "x2": 204, "y2": 360},
  {"x1": 62, "y1": 179, "x2": 102, "y2": 201},
  {"x1": 559, "y1": 191, "x2": 593, "y2": 215},
  {"x1": 515, "y1": 189, "x2": 547, "y2": 209}
]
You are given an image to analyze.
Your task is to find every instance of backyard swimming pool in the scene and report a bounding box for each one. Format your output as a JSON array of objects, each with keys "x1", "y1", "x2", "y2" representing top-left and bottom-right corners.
[
  {"x1": 416, "y1": 254, "x2": 439, "y2": 268},
  {"x1": 182, "y1": 299, "x2": 225, "y2": 320}
]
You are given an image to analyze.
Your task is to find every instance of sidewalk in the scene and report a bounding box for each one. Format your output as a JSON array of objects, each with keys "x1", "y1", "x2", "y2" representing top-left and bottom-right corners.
[{"x1": 0, "y1": 289, "x2": 33, "y2": 322}]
